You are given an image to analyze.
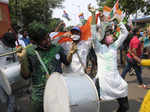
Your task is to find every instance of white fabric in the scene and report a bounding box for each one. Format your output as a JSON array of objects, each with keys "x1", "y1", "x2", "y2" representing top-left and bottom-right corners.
[
  {"x1": 0, "y1": 41, "x2": 12, "y2": 95},
  {"x1": 91, "y1": 23, "x2": 129, "y2": 100},
  {"x1": 49, "y1": 32, "x2": 58, "y2": 38},
  {"x1": 62, "y1": 39, "x2": 92, "y2": 74},
  {"x1": 44, "y1": 72, "x2": 99, "y2": 112},
  {"x1": 15, "y1": 39, "x2": 26, "y2": 48}
]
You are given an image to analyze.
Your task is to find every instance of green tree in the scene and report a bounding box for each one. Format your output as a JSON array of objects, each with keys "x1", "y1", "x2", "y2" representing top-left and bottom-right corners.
[
  {"x1": 9, "y1": 0, "x2": 64, "y2": 25},
  {"x1": 97, "y1": 0, "x2": 149, "y2": 18},
  {"x1": 48, "y1": 18, "x2": 64, "y2": 32}
]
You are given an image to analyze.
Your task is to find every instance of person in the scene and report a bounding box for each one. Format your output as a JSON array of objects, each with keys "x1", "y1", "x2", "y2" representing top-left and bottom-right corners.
[
  {"x1": 16, "y1": 22, "x2": 75, "y2": 112},
  {"x1": 89, "y1": 5, "x2": 129, "y2": 112},
  {"x1": 22, "y1": 30, "x2": 30, "y2": 46},
  {"x1": 121, "y1": 27, "x2": 147, "y2": 88},
  {"x1": 62, "y1": 26, "x2": 92, "y2": 74},
  {"x1": 129, "y1": 51, "x2": 150, "y2": 66},
  {"x1": 120, "y1": 25, "x2": 133, "y2": 67},
  {"x1": 0, "y1": 32, "x2": 18, "y2": 112},
  {"x1": 140, "y1": 31, "x2": 150, "y2": 59},
  {"x1": 15, "y1": 30, "x2": 30, "y2": 48},
  {"x1": 15, "y1": 29, "x2": 26, "y2": 48}
]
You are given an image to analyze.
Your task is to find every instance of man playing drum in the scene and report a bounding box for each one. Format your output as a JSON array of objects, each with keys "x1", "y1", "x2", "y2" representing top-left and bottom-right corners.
[{"x1": 16, "y1": 22, "x2": 76, "y2": 112}]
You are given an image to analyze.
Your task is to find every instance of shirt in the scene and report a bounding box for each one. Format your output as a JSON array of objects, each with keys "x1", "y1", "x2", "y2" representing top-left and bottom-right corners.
[
  {"x1": 27, "y1": 45, "x2": 69, "y2": 104},
  {"x1": 127, "y1": 36, "x2": 142, "y2": 58}
]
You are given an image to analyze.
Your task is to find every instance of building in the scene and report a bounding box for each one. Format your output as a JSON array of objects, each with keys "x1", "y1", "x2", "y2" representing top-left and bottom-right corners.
[{"x1": 0, "y1": 0, "x2": 11, "y2": 38}]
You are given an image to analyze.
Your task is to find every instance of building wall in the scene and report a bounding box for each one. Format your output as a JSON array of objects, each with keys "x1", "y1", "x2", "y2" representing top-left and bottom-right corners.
[{"x1": 0, "y1": 2, "x2": 11, "y2": 38}]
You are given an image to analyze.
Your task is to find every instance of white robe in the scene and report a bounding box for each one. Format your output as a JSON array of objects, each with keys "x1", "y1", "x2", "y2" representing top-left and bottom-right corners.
[
  {"x1": 62, "y1": 39, "x2": 92, "y2": 74},
  {"x1": 91, "y1": 23, "x2": 129, "y2": 100}
]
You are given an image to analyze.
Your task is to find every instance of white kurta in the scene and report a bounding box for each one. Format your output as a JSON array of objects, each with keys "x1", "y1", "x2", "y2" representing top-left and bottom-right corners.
[
  {"x1": 91, "y1": 23, "x2": 129, "y2": 100},
  {"x1": 62, "y1": 39, "x2": 92, "y2": 74}
]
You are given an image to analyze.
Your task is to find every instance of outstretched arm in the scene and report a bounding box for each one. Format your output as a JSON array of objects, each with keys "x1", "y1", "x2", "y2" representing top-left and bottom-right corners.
[
  {"x1": 54, "y1": 22, "x2": 65, "y2": 32},
  {"x1": 130, "y1": 52, "x2": 150, "y2": 66},
  {"x1": 113, "y1": 19, "x2": 128, "y2": 48},
  {"x1": 88, "y1": 4, "x2": 101, "y2": 52}
]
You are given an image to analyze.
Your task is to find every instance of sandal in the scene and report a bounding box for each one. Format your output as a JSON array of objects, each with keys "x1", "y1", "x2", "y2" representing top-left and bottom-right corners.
[{"x1": 138, "y1": 84, "x2": 147, "y2": 89}]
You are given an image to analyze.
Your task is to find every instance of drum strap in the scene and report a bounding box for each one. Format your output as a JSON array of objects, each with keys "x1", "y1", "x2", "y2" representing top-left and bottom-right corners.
[
  {"x1": 76, "y1": 51, "x2": 86, "y2": 71},
  {"x1": 34, "y1": 50, "x2": 49, "y2": 75}
]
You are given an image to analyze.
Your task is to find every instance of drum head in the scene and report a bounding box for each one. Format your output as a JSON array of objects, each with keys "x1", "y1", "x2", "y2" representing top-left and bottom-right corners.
[
  {"x1": 0, "y1": 69, "x2": 12, "y2": 95},
  {"x1": 44, "y1": 72, "x2": 70, "y2": 112}
]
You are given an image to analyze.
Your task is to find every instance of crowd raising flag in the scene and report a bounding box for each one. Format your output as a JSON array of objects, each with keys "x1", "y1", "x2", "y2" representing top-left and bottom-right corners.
[
  {"x1": 62, "y1": 10, "x2": 71, "y2": 21},
  {"x1": 50, "y1": 13, "x2": 100, "y2": 44}
]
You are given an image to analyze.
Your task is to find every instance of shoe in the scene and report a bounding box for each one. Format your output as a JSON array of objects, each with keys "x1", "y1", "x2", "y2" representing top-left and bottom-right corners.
[{"x1": 138, "y1": 84, "x2": 147, "y2": 89}]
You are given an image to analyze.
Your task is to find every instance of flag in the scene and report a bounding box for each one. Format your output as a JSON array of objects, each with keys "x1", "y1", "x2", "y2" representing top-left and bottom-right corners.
[
  {"x1": 78, "y1": 13, "x2": 84, "y2": 20},
  {"x1": 80, "y1": 13, "x2": 100, "y2": 40},
  {"x1": 103, "y1": 6, "x2": 122, "y2": 20},
  {"x1": 62, "y1": 10, "x2": 70, "y2": 21},
  {"x1": 50, "y1": 13, "x2": 100, "y2": 44},
  {"x1": 103, "y1": 6, "x2": 112, "y2": 17},
  {"x1": 78, "y1": 12, "x2": 86, "y2": 25},
  {"x1": 110, "y1": 0, "x2": 119, "y2": 18}
]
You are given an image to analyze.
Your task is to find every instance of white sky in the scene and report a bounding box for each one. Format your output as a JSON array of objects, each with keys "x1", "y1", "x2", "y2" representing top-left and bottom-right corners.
[{"x1": 52, "y1": 0, "x2": 98, "y2": 26}]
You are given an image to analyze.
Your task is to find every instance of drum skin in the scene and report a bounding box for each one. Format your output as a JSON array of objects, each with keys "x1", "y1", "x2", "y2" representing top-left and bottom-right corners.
[
  {"x1": 0, "y1": 62, "x2": 21, "y2": 84},
  {"x1": 44, "y1": 72, "x2": 99, "y2": 112},
  {"x1": 0, "y1": 69, "x2": 12, "y2": 95}
]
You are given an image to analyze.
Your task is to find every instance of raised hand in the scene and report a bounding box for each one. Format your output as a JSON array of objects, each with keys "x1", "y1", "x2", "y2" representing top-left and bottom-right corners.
[
  {"x1": 88, "y1": 4, "x2": 96, "y2": 14},
  {"x1": 70, "y1": 43, "x2": 77, "y2": 54}
]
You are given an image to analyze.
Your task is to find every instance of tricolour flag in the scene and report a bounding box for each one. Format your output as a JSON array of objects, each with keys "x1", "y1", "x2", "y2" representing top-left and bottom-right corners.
[
  {"x1": 62, "y1": 10, "x2": 71, "y2": 21},
  {"x1": 50, "y1": 13, "x2": 100, "y2": 44},
  {"x1": 103, "y1": 5, "x2": 122, "y2": 20},
  {"x1": 110, "y1": 0, "x2": 119, "y2": 18}
]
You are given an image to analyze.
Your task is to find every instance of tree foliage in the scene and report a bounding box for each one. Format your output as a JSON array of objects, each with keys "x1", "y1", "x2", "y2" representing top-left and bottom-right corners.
[
  {"x1": 9, "y1": 0, "x2": 64, "y2": 25},
  {"x1": 97, "y1": 0, "x2": 150, "y2": 17},
  {"x1": 48, "y1": 18, "x2": 64, "y2": 32}
]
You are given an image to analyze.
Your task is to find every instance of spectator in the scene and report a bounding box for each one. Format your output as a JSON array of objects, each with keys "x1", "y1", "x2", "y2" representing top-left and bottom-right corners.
[{"x1": 121, "y1": 27, "x2": 147, "y2": 89}]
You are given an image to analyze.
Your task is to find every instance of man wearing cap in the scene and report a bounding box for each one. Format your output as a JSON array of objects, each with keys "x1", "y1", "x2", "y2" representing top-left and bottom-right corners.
[{"x1": 63, "y1": 26, "x2": 92, "y2": 74}]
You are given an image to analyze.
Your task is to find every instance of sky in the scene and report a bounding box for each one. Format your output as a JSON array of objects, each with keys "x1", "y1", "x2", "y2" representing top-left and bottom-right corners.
[{"x1": 52, "y1": 0, "x2": 98, "y2": 26}]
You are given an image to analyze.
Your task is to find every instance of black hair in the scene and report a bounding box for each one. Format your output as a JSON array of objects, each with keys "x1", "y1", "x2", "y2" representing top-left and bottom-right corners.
[
  {"x1": 1, "y1": 32, "x2": 17, "y2": 48},
  {"x1": 132, "y1": 27, "x2": 140, "y2": 36},
  {"x1": 101, "y1": 25, "x2": 114, "y2": 44},
  {"x1": 125, "y1": 24, "x2": 131, "y2": 32},
  {"x1": 28, "y1": 22, "x2": 48, "y2": 44}
]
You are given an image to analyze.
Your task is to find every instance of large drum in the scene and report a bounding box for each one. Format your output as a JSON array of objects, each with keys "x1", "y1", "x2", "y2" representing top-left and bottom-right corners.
[
  {"x1": 0, "y1": 62, "x2": 21, "y2": 84},
  {"x1": 0, "y1": 61, "x2": 30, "y2": 94},
  {"x1": 44, "y1": 72, "x2": 99, "y2": 112}
]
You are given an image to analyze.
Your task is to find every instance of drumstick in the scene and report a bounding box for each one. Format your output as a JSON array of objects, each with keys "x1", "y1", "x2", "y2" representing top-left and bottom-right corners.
[
  {"x1": 0, "y1": 51, "x2": 17, "y2": 57},
  {"x1": 0, "y1": 44, "x2": 33, "y2": 57}
]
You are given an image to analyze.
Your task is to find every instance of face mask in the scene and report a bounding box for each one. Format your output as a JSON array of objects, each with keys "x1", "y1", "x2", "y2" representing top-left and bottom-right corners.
[
  {"x1": 71, "y1": 35, "x2": 80, "y2": 41},
  {"x1": 105, "y1": 35, "x2": 114, "y2": 45}
]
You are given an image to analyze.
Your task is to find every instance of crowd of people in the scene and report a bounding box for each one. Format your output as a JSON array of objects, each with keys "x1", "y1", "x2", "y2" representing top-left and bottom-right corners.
[{"x1": 0, "y1": 4, "x2": 150, "y2": 112}]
